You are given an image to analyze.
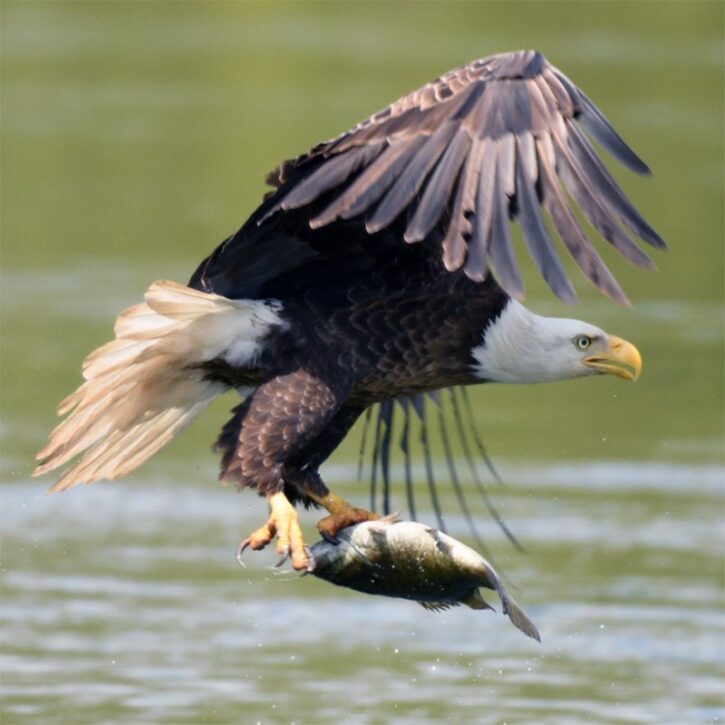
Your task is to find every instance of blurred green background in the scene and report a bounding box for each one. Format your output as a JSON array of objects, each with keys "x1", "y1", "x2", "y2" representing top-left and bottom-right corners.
[
  {"x1": 1, "y1": 2, "x2": 723, "y2": 724},
  {"x1": 2, "y1": 1, "x2": 723, "y2": 473}
]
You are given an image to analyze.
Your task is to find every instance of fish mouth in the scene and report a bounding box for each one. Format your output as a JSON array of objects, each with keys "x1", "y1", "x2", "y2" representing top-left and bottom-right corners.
[{"x1": 584, "y1": 335, "x2": 642, "y2": 381}]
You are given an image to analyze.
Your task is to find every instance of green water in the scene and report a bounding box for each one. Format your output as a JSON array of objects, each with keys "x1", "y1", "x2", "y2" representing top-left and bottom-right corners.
[{"x1": 1, "y1": 2, "x2": 723, "y2": 723}]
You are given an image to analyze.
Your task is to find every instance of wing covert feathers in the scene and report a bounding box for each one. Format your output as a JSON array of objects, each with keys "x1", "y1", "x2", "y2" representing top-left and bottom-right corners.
[
  {"x1": 34, "y1": 281, "x2": 274, "y2": 492},
  {"x1": 265, "y1": 50, "x2": 664, "y2": 304}
]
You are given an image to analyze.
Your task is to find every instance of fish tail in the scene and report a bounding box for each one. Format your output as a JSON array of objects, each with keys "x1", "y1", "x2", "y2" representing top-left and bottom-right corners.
[{"x1": 498, "y1": 584, "x2": 541, "y2": 642}]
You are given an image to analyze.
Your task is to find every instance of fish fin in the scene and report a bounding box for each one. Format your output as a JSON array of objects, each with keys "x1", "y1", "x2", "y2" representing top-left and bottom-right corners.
[
  {"x1": 496, "y1": 582, "x2": 541, "y2": 642},
  {"x1": 367, "y1": 526, "x2": 388, "y2": 550},
  {"x1": 366, "y1": 513, "x2": 398, "y2": 537},
  {"x1": 425, "y1": 527, "x2": 453, "y2": 556},
  {"x1": 419, "y1": 600, "x2": 460, "y2": 612},
  {"x1": 459, "y1": 588, "x2": 495, "y2": 611},
  {"x1": 343, "y1": 538, "x2": 378, "y2": 569},
  {"x1": 380, "y1": 512, "x2": 402, "y2": 524}
]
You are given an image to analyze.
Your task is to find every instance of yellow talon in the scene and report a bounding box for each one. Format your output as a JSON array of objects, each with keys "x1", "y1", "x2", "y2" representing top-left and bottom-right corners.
[
  {"x1": 305, "y1": 490, "x2": 379, "y2": 539},
  {"x1": 237, "y1": 491, "x2": 310, "y2": 571}
]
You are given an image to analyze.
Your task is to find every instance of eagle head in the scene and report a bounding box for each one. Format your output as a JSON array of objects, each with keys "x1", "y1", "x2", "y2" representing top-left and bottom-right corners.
[{"x1": 472, "y1": 300, "x2": 642, "y2": 384}]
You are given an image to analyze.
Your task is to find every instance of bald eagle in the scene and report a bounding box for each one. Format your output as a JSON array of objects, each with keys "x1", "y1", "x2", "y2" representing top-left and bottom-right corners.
[{"x1": 35, "y1": 50, "x2": 661, "y2": 570}]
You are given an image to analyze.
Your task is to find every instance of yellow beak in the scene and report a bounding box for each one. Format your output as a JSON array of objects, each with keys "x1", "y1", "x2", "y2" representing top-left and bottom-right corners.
[{"x1": 584, "y1": 335, "x2": 642, "y2": 381}]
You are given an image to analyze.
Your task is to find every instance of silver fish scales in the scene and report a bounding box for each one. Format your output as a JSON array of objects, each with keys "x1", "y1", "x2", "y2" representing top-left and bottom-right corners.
[{"x1": 307, "y1": 513, "x2": 540, "y2": 641}]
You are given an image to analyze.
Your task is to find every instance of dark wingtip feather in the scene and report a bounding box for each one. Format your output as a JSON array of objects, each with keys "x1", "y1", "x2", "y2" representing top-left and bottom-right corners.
[
  {"x1": 433, "y1": 396, "x2": 490, "y2": 555},
  {"x1": 398, "y1": 397, "x2": 418, "y2": 522},
  {"x1": 575, "y1": 89, "x2": 652, "y2": 176},
  {"x1": 357, "y1": 407, "x2": 373, "y2": 480},
  {"x1": 369, "y1": 404, "x2": 384, "y2": 513},
  {"x1": 379, "y1": 400, "x2": 394, "y2": 516},
  {"x1": 451, "y1": 388, "x2": 523, "y2": 551},
  {"x1": 514, "y1": 142, "x2": 578, "y2": 305}
]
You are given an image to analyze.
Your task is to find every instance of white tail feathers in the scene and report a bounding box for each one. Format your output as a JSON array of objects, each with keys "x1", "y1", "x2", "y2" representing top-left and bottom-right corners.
[{"x1": 34, "y1": 280, "x2": 282, "y2": 492}]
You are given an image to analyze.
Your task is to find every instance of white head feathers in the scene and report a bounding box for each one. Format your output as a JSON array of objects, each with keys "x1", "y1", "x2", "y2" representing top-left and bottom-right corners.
[{"x1": 472, "y1": 300, "x2": 608, "y2": 384}]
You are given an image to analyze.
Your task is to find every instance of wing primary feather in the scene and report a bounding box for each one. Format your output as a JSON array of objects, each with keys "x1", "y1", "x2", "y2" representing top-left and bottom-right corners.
[
  {"x1": 410, "y1": 393, "x2": 426, "y2": 422},
  {"x1": 379, "y1": 400, "x2": 394, "y2": 516},
  {"x1": 369, "y1": 403, "x2": 384, "y2": 513},
  {"x1": 458, "y1": 387, "x2": 504, "y2": 486},
  {"x1": 278, "y1": 143, "x2": 384, "y2": 212},
  {"x1": 488, "y1": 156, "x2": 525, "y2": 298},
  {"x1": 417, "y1": 395, "x2": 447, "y2": 533},
  {"x1": 562, "y1": 80, "x2": 652, "y2": 175},
  {"x1": 357, "y1": 406, "x2": 373, "y2": 480},
  {"x1": 432, "y1": 394, "x2": 490, "y2": 555},
  {"x1": 497, "y1": 133, "x2": 516, "y2": 197},
  {"x1": 515, "y1": 137, "x2": 577, "y2": 303},
  {"x1": 536, "y1": 136, "x2": 629, "y2": 304},
  {"x1": 551, "y1": 129, "x2": 655, "y2": 269},
  {"x1": 448, "y1": 389, "x2": 490, "y2": 489},
  {"x1": 427, "y1": 388, "x2": 442, "y2": 406},
  {"x1": 516, "y1": 130, "x2": 537, "y2": 183},
  {"x1": 441, "y1": 138, "x2": 485, "y2": 272},
  {"x1": 465, "y1": 139, "x2": 496, "y2": 280},
  {"x1": 509, "y1": 79, "x2": 533, "y2": 134},
  {"x1": 397, "y1": 397, "x2": 417, "y2": 522},
  {"x1": 404, "y1": 128, "x2": 471, "y2": 243},
  {"x1": 311, "y1": 137, "x2": 426, "y2": 227},
  {"x1": 450, "y1": 389, "x2": 522, "y2": 550},
  {"x1": 565, "y1": 121, "x2": 665, "y2": 248},
  {"x1": 525, "y1": 77, "x2": 557, "y2": 134},
  {"x1": 366, "y1": 124, "x2": 457, "y2": 234},
  {"x1": 543, "y1": 67, "x2": 650, "y2": 176},
  {"x1": 538, "y1": 68, "x2": 575, "y2": 117}
]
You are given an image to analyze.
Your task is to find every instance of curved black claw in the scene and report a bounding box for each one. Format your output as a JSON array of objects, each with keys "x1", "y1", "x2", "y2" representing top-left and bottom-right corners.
[
  {"x1": 276, "y1": 545, "x2": 316, "y2": 573},
  {"x1": 320, "y1": 530, "x2": 340, "y2": 544},
  {"x1": 274, "y1": 549, "x2": 290, "y2": 568},
  {"x1": 303, "y1": 545, "x2": 316, "y2": 573},
  {"x1": 236, "y1": 537, "x2": 252, "y2": 567}
]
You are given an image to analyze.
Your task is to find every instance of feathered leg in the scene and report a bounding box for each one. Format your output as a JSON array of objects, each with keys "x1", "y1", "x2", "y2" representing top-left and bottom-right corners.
[
  {"x1": 282, "y1": 405, "x2": 379, "y2": 539},
  {"x1": 219, "y1": 371, "x2": 357, "y2": 570}
]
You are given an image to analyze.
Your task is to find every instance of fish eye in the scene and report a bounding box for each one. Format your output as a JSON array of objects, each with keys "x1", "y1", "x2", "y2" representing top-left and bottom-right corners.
[{"x1": 575, "y1": 335, "x2": 593, "y2": 351}]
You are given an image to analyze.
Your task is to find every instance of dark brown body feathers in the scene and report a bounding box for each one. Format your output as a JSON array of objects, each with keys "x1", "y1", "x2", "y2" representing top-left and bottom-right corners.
[{"x1": 209, "y1": 272, "x2": 508, "y2": 502}]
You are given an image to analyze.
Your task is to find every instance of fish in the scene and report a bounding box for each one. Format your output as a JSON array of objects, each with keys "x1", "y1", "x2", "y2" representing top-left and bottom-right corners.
[{"x1": 306, "y1": 513, "x2": 540, "y2": 641}]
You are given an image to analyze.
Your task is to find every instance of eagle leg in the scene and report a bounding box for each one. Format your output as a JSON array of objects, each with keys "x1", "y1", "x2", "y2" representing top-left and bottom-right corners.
[
  {"x1": 313, "y1": 493, "x2": 379, "y2": 539},
  {"x1": 304, "y1": 489, "x2": 379, "y2": 539},
  {"x1": 237, "y1": 491, "x2": 312, "y2": 571},
  {"x1": 277, "y1": 403, "x2": 377, "y2": 538}
]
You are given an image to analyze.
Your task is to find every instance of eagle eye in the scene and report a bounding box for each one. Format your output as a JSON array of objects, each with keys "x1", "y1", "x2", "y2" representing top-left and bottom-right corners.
[{"x1": 575, "y1": 335, "x2": 593, "y2": 351}]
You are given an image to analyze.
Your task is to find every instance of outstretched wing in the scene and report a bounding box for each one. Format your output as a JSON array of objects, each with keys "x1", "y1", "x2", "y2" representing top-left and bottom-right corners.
[{"x1": 262, "y1": 49, "x2": 665, "y2": 304}]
